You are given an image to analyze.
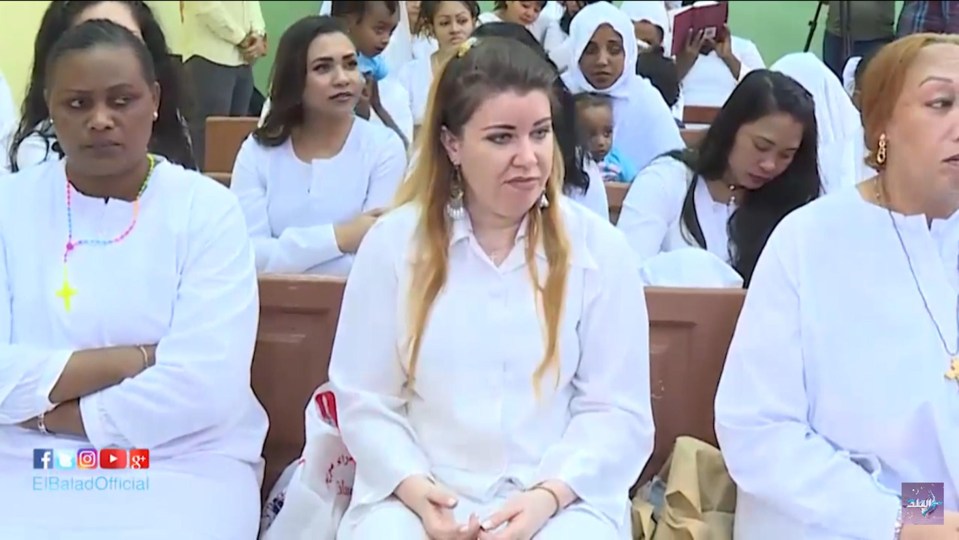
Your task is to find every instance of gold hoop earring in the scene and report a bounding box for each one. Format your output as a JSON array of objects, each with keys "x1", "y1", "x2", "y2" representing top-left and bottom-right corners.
[{"x1": 877, "y1": 133, "x2": 887, "y2": 166}]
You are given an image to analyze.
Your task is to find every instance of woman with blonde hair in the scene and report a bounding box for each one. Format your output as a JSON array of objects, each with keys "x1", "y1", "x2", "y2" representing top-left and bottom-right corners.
[
  {"x1": 329, "y1": 35, "x2": 653, "y2": 540},
  {"x1": 715, "y1": 33, "x2": 959, "y2": 539}
]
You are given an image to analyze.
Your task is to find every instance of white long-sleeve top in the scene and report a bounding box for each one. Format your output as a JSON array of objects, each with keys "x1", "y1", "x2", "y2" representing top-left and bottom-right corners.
[
  {"x1": 0, "y1": 157, "x2": 267, "y2": 457},
  {"x1": 329, "y1": 199, "x2": 654, "y2": 528},
  {"x1": 617, "y1": 156, "x2": 735, "y2": 264},
  {"x1": 715, "y1": 188, "x2": 959, "y2": 538},
  {"x1": 230, "y1": 119, "x2": 406, "y2": 276}
]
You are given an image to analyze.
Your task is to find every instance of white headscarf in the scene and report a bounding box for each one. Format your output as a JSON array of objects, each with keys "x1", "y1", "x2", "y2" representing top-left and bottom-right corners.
[
  {"x1": 772, "y1": 52, "x2": 866, "y2": 192},
  {"x1": 842, "y1": 55, "x2": 862, "y2": 97},
  {"x1": 620, "y1": 1, "x2": 672, "y2": 53},
  {"x1": 319, "y1": 1, "x2": 414, "y2": 75},
  {"x1": 562, "y1": 2, "x2": 685, "y2": 171}
]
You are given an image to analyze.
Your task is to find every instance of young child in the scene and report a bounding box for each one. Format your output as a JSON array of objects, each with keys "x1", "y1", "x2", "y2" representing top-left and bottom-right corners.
[
  {"x1": 574, "y1": 92, "x2": 638, "y2": 183},
  {"x1": 330, "y1": 1, "x2": 409, "y2": 147}
]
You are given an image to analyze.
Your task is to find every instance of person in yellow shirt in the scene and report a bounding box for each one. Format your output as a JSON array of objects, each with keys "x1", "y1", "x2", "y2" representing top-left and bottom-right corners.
[{"x1": 182, "y1": 1, "x2": 266, "y2": 169}]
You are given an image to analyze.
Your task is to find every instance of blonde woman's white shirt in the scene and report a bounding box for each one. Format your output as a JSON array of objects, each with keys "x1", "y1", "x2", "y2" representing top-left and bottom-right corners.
[
  {"x1": 230, "y1": 118, "x2": 407, "y2": 276},
  {"x1": 331, "y1": 199, "x2": 654, "y2": 539}
]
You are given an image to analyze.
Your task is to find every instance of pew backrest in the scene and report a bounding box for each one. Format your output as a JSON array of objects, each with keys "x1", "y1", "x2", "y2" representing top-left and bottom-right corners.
[
  {"x1": 207, "y1": 172, "x2": 231, "y2": 187},
  {"x1": 605, "y1": 181, "x2": 628, "y2": 225},
  {"x1": 681, "y1": 128, "x2": 707, "y2": 148},
  {"x1": 204, "y1": 116, "x2": 258, "y2": 174},
  {"x1": 639, "y1": 287, "x2": 745, "y2": 483},
  {"x1": 253, "y1": 274, "x2": 346, "y2": 497},
  {"x1": 682, "y1": 105, "x2": 721, "y2": 126}
]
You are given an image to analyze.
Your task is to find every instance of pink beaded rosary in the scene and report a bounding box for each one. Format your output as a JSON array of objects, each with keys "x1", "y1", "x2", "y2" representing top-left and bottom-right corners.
[{"x1": 56, "y1": 154, "x2": 156, "y2": 312}]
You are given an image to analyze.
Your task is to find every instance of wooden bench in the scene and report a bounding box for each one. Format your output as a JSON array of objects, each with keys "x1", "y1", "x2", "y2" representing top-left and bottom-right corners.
[
  {"x1": 204, "y1": 116, "x2": 258, "y2": 174},
  {"x1": 681, "y1": 128, "x2": 707, "y2": 148},
  {"x1": 640, "y1": 287, "x2": 744, "y2": 483},
  {"x1": 682, "y1": 105, "x2": 721, "y2": 126},
  {"x1": 251, "y1": 277, "x2": 745, "y2": 496},
  {"x1": 253, "y1": 275, "x2": 345, "y2": 497},
  {"x1": 605, "y1": 181, "x2": 628, "y2": 225}
]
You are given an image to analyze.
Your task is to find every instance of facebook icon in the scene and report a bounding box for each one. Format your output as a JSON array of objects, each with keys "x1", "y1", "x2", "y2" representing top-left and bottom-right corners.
[{"x1": 33, "y1": 449, "x2": 53, "y2": 470}]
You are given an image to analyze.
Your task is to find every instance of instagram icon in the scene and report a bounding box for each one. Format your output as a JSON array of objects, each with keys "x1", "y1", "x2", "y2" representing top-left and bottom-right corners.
[{"x1": 76, "y1": 448, "x2": 98, "y2": 470}]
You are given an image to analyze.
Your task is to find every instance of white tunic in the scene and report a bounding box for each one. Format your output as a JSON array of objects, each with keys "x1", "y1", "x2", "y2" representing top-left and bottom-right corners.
[
  {"x1": 230, "y1": 119, "x2": 407, "y2": 276},
  {"x1": 0, "y1": 159, "x2": 267, "y2": 539},
  {"x1": 616, "y1": 156, "x2": 735, "y2": 264},
  {"x1": 680, "y1": 36, "x2": 765, "y2": 108},
  {"x1": 715, "y1": 188, "x2": 959, "y2": 539},
  {"x1": 330, "y1": 200, "x2": 654, "y2": 538}
]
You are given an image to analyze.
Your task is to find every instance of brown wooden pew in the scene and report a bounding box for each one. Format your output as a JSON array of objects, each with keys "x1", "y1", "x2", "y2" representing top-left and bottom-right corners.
[
  {"x1": 204, "y1": 116, "x2": 258, "y2": 174},
  {"x1": 682, "y1": 105, "x2": 721, "y2": 126},
  {"x1": 681, "y1": 128, "x2": 706, "y2": 148},
  {"x1": 251, "y1": 277, "x2": 745, "y2": 496},
  {"x1": 605, "y1": 181, "x2": 628, "y2": 225},
  {"x1": 639, "y1": 287, "x2": 744, "y2": 483},
  {"x1": 253, "y1": 275, "x2": 345, "y2": 497}
]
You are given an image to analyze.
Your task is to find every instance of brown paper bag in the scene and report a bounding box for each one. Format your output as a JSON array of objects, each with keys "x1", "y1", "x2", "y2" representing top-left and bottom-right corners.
[
  {"x1": 631, "y1": 496, "x2": 657, "y2": 539},
  {"x1": 651, "y1": 436, "x2": 736, "y2": 540}
]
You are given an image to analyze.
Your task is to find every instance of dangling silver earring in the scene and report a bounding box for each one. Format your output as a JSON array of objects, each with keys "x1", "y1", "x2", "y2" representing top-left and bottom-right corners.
[
  {"x1": 538, "y1": 191, "x2": 549, "y2": 209},
  {"x1": 446, "y1": 166, "x2": 466, "y2": 220}
]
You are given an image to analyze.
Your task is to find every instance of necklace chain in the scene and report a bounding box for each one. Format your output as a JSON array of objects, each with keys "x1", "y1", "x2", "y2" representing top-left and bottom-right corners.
[
  {"x1": 876, "y1": 179, "x2": 959, "y2": 357},
  {"x1": 56, "y1": 155, "x2": 156, "y2": 312}
]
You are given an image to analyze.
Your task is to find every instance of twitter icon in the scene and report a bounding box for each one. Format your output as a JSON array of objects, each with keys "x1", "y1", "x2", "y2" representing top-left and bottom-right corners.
[{"x1": 54, "y1": 449, "x2": 75, "y2": 470}]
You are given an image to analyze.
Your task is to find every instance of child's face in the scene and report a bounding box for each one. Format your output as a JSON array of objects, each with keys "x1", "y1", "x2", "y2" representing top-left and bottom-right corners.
[
  {"x1": 346, "y1": 2, "x2": 400, "y2": 57},
  {"x1": 578, "y1": 104, "x2": 614, "y2": 161},
  {"x1": 503, "y1": 1, "x2": 544, "y2": 26}
]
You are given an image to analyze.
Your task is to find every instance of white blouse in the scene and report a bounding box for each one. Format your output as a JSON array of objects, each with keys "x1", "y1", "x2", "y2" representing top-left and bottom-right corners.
[
  {"x1": 230, "y1": 118, "x2": 407, "y2": 276},
  {"x1": 0, "y1": 159, "x2": 266, "y2": 537},
  {"x1": 330, "y1": 199, "x2": 654, "y2": 530},
  {"x1": 617, "y1": 156, "x2": 735, "y2": 264},
  {"x1": 681, "y1": 36, "x2": 765, "y2": 108},
  {"x1": 715, "y1": 188, "x2": 959, "y2": 539}
]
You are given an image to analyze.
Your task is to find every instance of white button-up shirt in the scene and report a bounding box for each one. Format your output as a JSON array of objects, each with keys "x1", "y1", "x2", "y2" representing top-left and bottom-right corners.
[{"x1": 329, "y1": 198, "x2": 654, "y2": 529}]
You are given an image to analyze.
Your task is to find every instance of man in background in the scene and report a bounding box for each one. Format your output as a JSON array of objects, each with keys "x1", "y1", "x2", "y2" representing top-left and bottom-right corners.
[
  {"x1": 897, "y1": 1, "x2": 959, "y2": 36},
  {"x1": 821, "y1": 1, "x2": 895, "y2": 77},
  {"x1": 182, "y1": 1, "x2": 266, "y2": 169}
]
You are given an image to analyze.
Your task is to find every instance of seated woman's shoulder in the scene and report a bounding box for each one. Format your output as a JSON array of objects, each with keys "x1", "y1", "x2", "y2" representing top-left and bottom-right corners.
[
  {"x1": 558, "y1": 197, "x2": 634, "y2": 266},
  {"x1": 355, "y1": 116, "x2": 405, "y2": 150},
  {"x1": 157, "y1": 160, "x2": 241, "y2": 212}
]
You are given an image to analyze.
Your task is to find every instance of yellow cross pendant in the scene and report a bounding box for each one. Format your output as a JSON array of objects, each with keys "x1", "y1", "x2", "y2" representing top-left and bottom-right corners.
[
  {"x1": 945, "y1": 357, "x2": 959, "y2": 386},
  {"x1": 55, "y1": 272, "x2": 77, "y2": 312}
]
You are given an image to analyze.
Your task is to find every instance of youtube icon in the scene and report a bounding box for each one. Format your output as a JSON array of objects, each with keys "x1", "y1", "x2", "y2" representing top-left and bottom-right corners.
[{"x1": 99, "y1": 449, "x2": 127, "y2": 469}]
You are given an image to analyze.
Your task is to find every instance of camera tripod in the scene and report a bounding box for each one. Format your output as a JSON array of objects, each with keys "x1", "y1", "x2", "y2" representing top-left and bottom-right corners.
[{"x1": 804, "y1": 0, "x2": 853, "y2": 59}]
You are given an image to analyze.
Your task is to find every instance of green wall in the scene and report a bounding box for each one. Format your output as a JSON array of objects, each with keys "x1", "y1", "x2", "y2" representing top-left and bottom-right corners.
[{"x1": 255, "y1": 1, "x2": 903, "y2": 89}]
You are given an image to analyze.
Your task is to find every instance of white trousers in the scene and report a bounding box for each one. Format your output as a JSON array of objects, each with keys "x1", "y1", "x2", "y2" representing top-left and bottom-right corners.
[{"x1": 340, "y1": 494, "x2": 622, "y2": 539}]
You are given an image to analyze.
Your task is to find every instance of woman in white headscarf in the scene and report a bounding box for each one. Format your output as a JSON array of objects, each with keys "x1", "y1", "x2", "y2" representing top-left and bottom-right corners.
[
  {"x1": 563, "y1": 2, "x2": 685, "y2": 173},
  {"x1": 771, "y1": 52, "x2": 866, "y2": 193}
]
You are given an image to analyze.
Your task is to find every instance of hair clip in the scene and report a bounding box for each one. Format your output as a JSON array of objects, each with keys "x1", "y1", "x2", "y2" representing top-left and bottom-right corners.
[{"x1": 456, "y1": 37, "x2": 478, "y2": 58}]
